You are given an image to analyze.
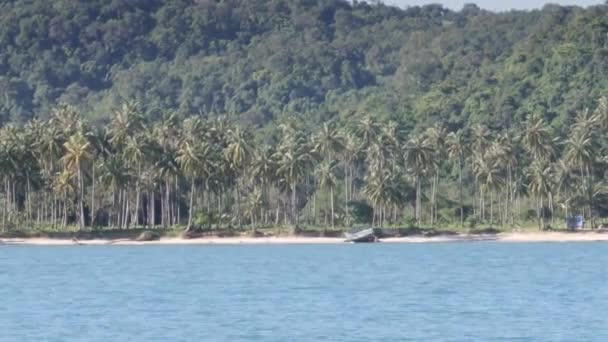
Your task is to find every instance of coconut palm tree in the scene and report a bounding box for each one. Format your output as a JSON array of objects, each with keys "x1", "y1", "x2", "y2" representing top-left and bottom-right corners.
[
  {"x1": 250, "y1": 145, "x2": 278, "y2": 225},
  {"x1": 522, "y1": 114, "x2": 554, "y2": 161},
  {"x1": 244, "y1": 187, "x2": 264, "y2": 228},
  {"x1": 341, "y1": 133, "x2": 360, "y2": 224},
  {"x1": 563, "y1": 113, "x2": 601, "y2": 227},
  {"x1": 53, "y1": 169, "x2": 75, "y2": 229},
  {"x1": 356, "y1": 116, "x2": 381, "y2": 147},
  {"x1": 526, "y1": 160, "x2": 554, "y2": 230},
  {"x1": 424, "y1": 125, "x2": 446, "y2": 225},
  {"x1": 446, "y1": 129, "x2": 468, "y2": 226},
  {"x1": 177, "y1": 118, "x2": 214, "y2": 232},
  {"x1": 62, "y1": 132, "x2": 91, "y2": 230},
  {"x1": 315, "y1": 160, "x2": 338, "y2": 230},
  {"x1": 224, "y1": 126, "x2": 253, "y2": 229},
  {"x1": 404, "y1": 135, "x2": 433, "y2": 225},
  {"x1": 275, "y1": 133, "x2": 314, "y2": 226},
  {"x1": 312, "y1": 122, "x2": 345, "y2": 161}
]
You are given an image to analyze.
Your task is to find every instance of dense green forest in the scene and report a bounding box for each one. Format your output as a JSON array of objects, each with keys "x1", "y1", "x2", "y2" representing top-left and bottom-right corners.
[
  {"x1": 1, "y1": 0, "x2": 608, "y2": 233},
  {"x1": 1, "y1": 0, "x2": 608, "y2": 129}
]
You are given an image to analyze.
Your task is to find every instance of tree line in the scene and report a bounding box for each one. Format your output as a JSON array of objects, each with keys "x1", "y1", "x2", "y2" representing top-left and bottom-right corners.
[{"x1": 2, "y1": 97, "x2": 608, "y2": 233}]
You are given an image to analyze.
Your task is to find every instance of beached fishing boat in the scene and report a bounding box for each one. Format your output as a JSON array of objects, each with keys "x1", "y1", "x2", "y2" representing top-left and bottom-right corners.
[{"x1": 344, "y1": 228, "x2": 381, "y2": 243}]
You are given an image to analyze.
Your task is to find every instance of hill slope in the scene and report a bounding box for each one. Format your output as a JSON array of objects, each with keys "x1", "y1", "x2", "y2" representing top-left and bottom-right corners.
[{"x1": 1, "y1": 0, "x2": 607, "y2": 129}]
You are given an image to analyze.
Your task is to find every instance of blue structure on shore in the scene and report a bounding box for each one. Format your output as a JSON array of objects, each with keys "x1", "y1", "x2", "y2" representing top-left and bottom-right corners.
[{"x1": 566, "y1": 215, "x2": 584, "y2": 229}]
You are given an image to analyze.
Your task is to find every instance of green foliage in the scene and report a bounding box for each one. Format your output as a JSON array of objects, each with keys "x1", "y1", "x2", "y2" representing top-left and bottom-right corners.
[
  {"x1": 0, "y1": 1, "x2": 606, "y2": 131},
  {"x1": 348, "y1": 200, "x2": 373, "y2": 224}
]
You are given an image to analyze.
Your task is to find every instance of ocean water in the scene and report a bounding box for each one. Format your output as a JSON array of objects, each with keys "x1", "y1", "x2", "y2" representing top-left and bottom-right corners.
[{"x1": 1, "y1": 243, "x2": 608, "y2": 341}]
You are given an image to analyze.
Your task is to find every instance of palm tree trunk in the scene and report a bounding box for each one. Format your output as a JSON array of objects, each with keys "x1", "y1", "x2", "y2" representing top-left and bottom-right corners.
[
  {"x1": 134, "y1": 163, "x2": 141, "y2": 227},
  {"x1": 78, "y1": 165, "x2": 85, "y2": 230},
  {"x1": 344, "y1": 163, "x2": 349, "y2": 226},
  {"x1": 235, "y1": 180, "x2": 242, "y2": 229},
  {"x1": 187, "y1": 178, "x2": 195, "y2": 232},
  {"x1": 292, "y1": 179, "x2": 297, "y2": 227},
  {"x1": 91, "y1": 164, "x2": 96, "y2": 227},
  {"x1": 490, "y1": 189, "x2": 494, "y2": 226},
  {"x1": 415, "y1": 175, "x2": 421, "y2": 226},
  {"x1": 26, "y1": 173, "x2": 32, "y2": 223},
  {"x1": 459, "y1": 161, "x2": 464, "y2": 227},
  {"x1": 330, "y1": 185, "x2": 334, "y2": 230}
]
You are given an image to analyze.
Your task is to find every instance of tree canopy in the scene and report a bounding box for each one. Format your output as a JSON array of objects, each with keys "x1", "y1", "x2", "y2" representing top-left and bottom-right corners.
[{"x1": 0, "y1": 0, "x2": 607, "y2": 131}]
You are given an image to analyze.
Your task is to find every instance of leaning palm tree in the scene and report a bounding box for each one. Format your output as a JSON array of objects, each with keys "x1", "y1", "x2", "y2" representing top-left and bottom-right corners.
[{"x1": 62, "y1": 132, "x2": 91, "y2": 230}]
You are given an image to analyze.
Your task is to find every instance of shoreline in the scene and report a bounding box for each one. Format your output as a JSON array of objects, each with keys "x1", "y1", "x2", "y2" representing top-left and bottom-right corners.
[{"x1": 3, "y1": 231, "x2": 608, "y2": 245}]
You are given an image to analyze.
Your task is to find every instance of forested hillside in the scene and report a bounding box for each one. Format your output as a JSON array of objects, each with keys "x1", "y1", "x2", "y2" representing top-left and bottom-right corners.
[{"x1": 1, "y1": 0, "x2": 608, "y2": 130}]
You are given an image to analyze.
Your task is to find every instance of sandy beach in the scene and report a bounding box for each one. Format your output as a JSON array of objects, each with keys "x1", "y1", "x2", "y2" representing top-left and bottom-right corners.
[{"x1": 3, "y1": 231, "x2": 608, "y2": 245}]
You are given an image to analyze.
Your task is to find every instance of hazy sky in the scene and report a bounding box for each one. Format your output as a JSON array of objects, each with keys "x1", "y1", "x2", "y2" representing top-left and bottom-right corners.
[{"x1": 383, "y1": 0, "x2": 604, "y2": 11}]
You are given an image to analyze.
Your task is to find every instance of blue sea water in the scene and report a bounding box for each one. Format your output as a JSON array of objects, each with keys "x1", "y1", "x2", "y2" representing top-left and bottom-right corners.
[{"x1": 1, "y1": 243, "x2": 608, "y2": 341}]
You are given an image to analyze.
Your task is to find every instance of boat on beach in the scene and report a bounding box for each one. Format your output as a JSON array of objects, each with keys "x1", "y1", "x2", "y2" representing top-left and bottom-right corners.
[{"x1": 344, "y1": 228, "x2": 381, "y2": 243}]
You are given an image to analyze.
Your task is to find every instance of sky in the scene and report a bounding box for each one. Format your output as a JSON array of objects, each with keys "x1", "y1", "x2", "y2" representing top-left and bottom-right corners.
[{"x1": 383, "y1": 0, "x2": 604, "y2": 11}]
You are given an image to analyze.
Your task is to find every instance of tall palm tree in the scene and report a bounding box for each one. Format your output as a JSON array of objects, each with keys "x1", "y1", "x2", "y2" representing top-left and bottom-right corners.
[
  {"x1": 526, "y1": 160, "x2": 554, "y2": 230},
  {"x1": 404, "y1": 135, "x2": 433, "y2": 225},
  {"x1": 315, "y1": 160, "x2": 338, "y2": 230},
  {"x1": 564, "y1": 112, "x2": 600, "y2": 227},
  {"x1": 177, "y1": 119, "x2": 214, "y2": 232},
  {"x1": 275, "y1": 133, "x2": 313, "y2": 227},
  {"x1": 446, "y1": 129, "x2": 468, "y2": 226},
  {"x1": 62, "y1": 132, "x2": 91, "y2": 230},
  {"x1": 250, "y1": 145, "x2": 276, "y2": 225},
  {"x1": 341, "y1": 133, "x2": 360, "y2": 224},
  {"x1": 53, "y1": 169, "x2": 75, "y2": 229},
  {"x1": 424, "y1": 125, "x2": 446, "y2": 225},
  {"x1": 224, "y1": 126, "x2": 253, "y2": 229}
]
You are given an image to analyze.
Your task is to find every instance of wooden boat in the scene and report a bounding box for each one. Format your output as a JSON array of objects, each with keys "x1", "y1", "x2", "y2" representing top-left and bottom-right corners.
[{"x1": 344, "y1": 228, "x2": 381, "y2": 243}]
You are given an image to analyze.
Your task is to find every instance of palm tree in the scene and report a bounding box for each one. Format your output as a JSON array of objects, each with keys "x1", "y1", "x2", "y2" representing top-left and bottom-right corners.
[
  {"x1": 563, "y1": 112, "x2": 600, "y2": 227},
  {"x1": 250, "y1": 145, "x2": 276, "y2": 225},
  {"x1": 522, "y1": 114, "x2": 554, "y2": 161},
  {"x1": 53, "y1": 169, "x2": 75, "y2": 229},
  {"x1": 315, "y1": 160, "x2": 338, "y2": 230},
  {"x1": 356, "y1": 116, "x2": 380, "y2": 146},
  {"x1": 362, "y1": 169, "x2": 402, "y2": 227},
  {"x1": 62, "y1": 132, "x2": 91, "y2": 230},
  {"x1": 424, "y1": 125, "x2": 446, "y2": 225},
  {"x1": 446, "y1": 129, "x2": 467, "y2": 226},
  {"x1": 244, "y1": 187, "x2": 264, "y2": 228},
  {"x1": 474, "y1": 151, "x2": 504, "y2": 226},
  {"x1": 342, "y1": 133, "x2": 360, "y2": 225},
  {"x1": 224, "y1": 126, "x2": 253, "y2": 229},
  {"x1": 404, "y1": 135, "x2": 433, "y2": 225},
  {"x1": 177, "y1": 118, "x2": 214, "y2": 232},
  {"x1": 275, "y1": 133, "x2": 313, "y2": 227},
  {"x1": 526, "y1": 160, "x2": 554, "y2": 230},
  {"x1": 312, "y1": 122, "x2": 345, "y2": 161}
]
